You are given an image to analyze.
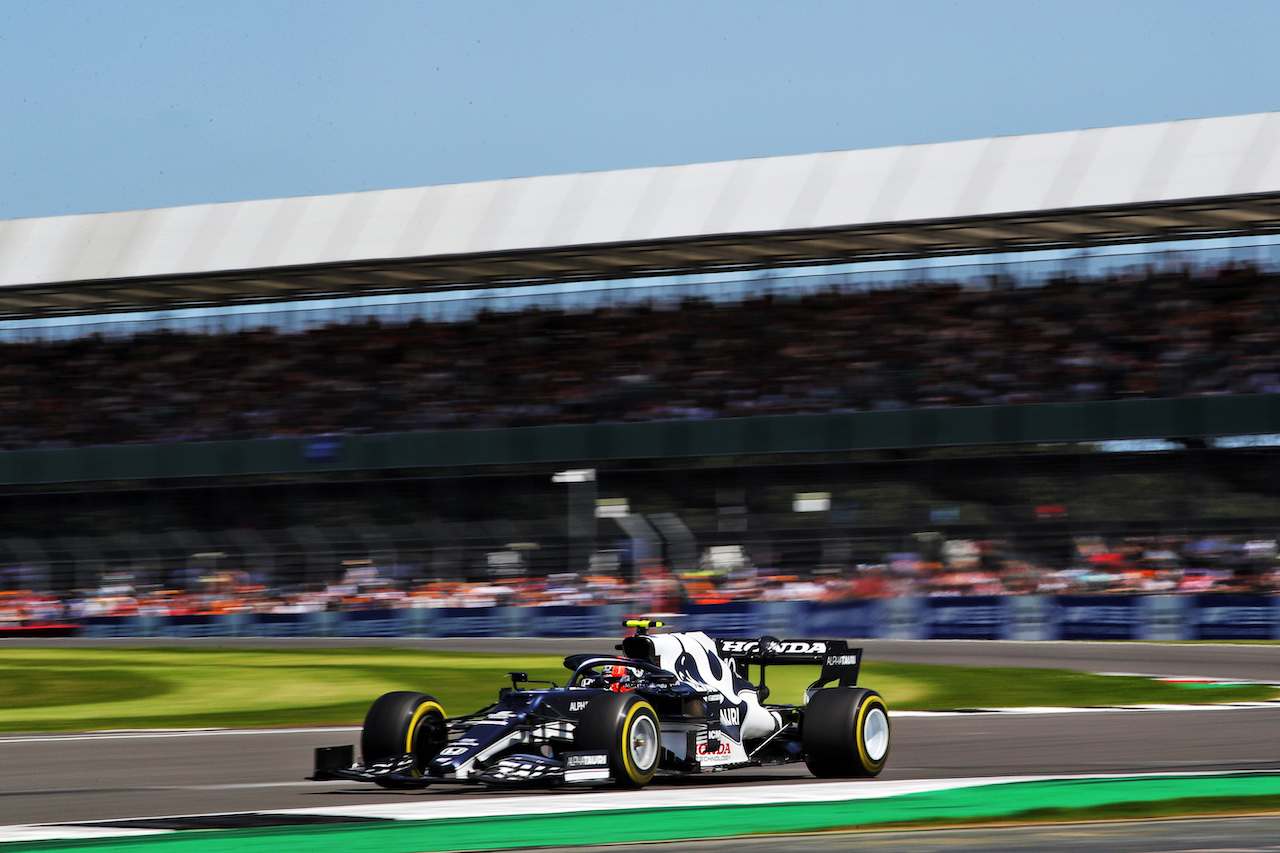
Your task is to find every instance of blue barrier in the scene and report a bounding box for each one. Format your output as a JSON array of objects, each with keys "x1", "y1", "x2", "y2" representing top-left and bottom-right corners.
[
  {"x1": 1054, "y1": 595, "x2": 1141, "y2": 640},
  {"x1": 506, "y1": 605, "x2": 620, "y2": 638},
  {"x1": 924, "y1": 596, "x2": 1006, "y2": 640},
  {"x1": 799, "y1": 601, "x2": 880, "y2": 639},
  {"x1": 682, "y1": 602, "x2": 769, "y2": 636},
  {"x1": 1005, "y1": 595, "x2": 1055, "y2": 641},
  {"x1": 72, "y1": 595, "x2": 1280, "y2": 640},
  {"x1": 1192, "y1": 594, "x2": 1279, "y2": 641}
]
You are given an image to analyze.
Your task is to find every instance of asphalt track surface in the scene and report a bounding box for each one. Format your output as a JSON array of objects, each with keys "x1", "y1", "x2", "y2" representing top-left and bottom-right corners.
[{"x1": 3, "y1": 639, "x2": 1280, "y2": 845}]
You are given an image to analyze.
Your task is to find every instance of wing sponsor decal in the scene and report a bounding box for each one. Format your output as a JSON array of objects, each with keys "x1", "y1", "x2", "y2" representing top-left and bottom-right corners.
[
  {"x1": 562, "y1": 751, "x2": 612, "y2": 783},
  {"x1": 719, "y1": 639, "x2": 831, "y2": 656}
]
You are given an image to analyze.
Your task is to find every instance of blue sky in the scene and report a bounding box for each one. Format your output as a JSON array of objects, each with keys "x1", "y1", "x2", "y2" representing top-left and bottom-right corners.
[{"x1": 3, "y1": 0, "x2": 1280, "y2": 221}]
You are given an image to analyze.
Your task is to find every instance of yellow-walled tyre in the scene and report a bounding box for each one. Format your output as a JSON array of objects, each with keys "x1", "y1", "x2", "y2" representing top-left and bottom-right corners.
[
  {"x1": 802, "y1": 687, "x2": 890, "y2": 777},
  {"x1": 361, "y1": 691, "x2": 447, "y2": 788},
  {"x1": 573, "y1": 692, "x2": 661, "y2": 787}
]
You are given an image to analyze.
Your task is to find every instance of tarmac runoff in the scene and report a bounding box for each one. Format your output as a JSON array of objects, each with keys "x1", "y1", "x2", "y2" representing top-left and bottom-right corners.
[{"x1": 3, "y1": 771, "x2": 1279, "y2": 852}]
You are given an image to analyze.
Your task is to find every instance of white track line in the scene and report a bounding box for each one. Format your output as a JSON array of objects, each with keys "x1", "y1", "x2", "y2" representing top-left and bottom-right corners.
[
  {"x1": 2, "y1": 771, "x2": 1271, "y2": 844},
  {"x1": 271, "y1": 770, "x2": 1280, "y2": 822},
  {"x1": 894, "y1": 701, "x2": 1280, "y2": 716},
  {"x1": 0, "y1": 826, "x2": 175, "y2": 843},
  {"x1": 280, "y1": 777, "x2": 1004, "y2": 821},
  {"x1": 0, "y1": 726, "x2": 358, "y2": 744}
]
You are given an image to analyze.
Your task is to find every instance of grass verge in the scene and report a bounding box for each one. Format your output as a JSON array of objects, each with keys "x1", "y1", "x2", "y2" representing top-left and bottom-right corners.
[
  {"x1": 853, "y1": 794, "x2": 1280, "y2": 831},
  {"x1": 0, "y1": 647, "x2": 1275, "y2": 732}
]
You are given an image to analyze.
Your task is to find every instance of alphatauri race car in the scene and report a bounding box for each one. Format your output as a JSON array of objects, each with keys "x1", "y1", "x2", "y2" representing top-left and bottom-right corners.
[{"x1": 310, "y1": 621, "x2": 890, "y2": 788}]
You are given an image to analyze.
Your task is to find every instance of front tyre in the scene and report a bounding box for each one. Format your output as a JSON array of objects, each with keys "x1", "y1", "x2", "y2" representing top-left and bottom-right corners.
[
  {"x1": 802, "y1": 687, "x2": 890, "y2": 778},
  {"x1": 361, "y1": 691, "x2": 447, "y2": 788},
  {"x1": 574, "y1": 692, "x2": 661, "y2": 787}
]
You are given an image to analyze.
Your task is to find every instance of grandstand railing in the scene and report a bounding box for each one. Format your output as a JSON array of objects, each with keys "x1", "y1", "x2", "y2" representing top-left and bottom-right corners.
[{"x1": 2, "y1": 394, "x2": 1278, "y2": 485}]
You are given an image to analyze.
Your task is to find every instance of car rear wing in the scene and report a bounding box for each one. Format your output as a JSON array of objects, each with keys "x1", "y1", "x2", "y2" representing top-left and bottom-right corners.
[{"x1": 714, "y1": 636, "x2": 862, "y2": 690}]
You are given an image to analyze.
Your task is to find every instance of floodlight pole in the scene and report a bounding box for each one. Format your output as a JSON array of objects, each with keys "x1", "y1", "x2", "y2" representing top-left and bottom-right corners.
[{"x1": 552, "y1": 469, "x2": 597, "y2": 574}]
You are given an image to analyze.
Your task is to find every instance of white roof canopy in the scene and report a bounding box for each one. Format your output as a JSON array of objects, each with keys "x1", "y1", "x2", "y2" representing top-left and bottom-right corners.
[{"x1": 3, "y1": 111, "x2": 1280, "y2": 317}]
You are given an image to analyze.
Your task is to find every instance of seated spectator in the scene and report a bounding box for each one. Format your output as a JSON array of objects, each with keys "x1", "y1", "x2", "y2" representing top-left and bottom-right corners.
[{"x1": 0, "y1": 262, "x2": 1278, "y2": 449}]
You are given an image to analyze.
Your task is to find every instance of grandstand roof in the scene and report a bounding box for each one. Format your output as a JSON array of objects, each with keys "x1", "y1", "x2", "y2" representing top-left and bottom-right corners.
[{"x1": 3, "y1": 110, "x2": 1280, "y2": 318}]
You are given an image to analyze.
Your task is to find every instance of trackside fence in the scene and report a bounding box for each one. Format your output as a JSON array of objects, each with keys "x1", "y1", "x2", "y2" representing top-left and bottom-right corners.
[{"x1": 71, "y1": 594, "x2": 1280, "y2": 641}]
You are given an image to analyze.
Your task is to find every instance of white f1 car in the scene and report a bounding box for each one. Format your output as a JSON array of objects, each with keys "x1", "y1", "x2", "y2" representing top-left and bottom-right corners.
[{"x1": 312, "y1": 621, "x2": 890, "y2": 788}]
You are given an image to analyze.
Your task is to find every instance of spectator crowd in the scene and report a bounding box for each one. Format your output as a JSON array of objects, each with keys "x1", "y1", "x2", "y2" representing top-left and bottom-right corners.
[
  {"x1": 0, "y1": 262, "x2": 1277, "y2": 450},
  {"x1": 3, "y1": 260, "x2": 1280, "y2": 630},
  {"x1": 3, "y1": 532, "x2": 1276, "y2": 629}
]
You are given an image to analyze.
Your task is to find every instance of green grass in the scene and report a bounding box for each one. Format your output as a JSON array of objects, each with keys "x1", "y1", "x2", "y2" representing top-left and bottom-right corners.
[
  {"x1": 0, "y1": 648, "x2": 566, "y2": 732},
  {"x1": 759, "y1": 663, "x2": 1278, "y2": 709},
  {"x1": 0, "y1": 648, "x2": 1275, "y2": 732}
]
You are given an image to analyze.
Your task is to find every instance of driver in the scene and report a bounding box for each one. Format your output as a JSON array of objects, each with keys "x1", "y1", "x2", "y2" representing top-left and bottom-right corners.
[{"x1": 602, "y1": 664, "x2": 635, "y2": 692}]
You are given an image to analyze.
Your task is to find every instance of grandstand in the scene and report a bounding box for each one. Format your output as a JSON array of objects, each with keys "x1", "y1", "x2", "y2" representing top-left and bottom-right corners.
[{"x1": 3, "y1": 111, "x2": 1280, "y2": 615}]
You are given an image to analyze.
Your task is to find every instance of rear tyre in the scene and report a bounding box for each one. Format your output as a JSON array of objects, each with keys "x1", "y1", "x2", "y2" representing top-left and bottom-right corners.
[
  {"x1": 361, "y1": 691, "x2": 447, "y2": 788},
  {"x1": 573, "y1": 692, "x2": 660, "y2": 787},
  {"x1": 802, "y1": 687, "x2": 890, "y2": 777}
]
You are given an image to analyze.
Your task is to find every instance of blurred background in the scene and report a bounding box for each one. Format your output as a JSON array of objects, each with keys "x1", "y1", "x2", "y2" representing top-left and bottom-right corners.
[
  {"x1": 6, "y1": 2, "x2": 1280, "y2": 635},
  {"x1": 2, "y1": 236, "x2": 1279, "y2": 626}
]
